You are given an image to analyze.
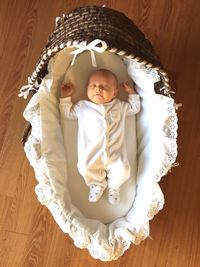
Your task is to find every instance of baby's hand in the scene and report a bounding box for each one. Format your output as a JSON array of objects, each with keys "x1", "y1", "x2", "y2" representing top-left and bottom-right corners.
[
  {"x1": 122, "y1": 81, "x2": 137, "y2": 95},
  {"x1": 60, "y1": 82, "x2": 74, "y2": 98}
]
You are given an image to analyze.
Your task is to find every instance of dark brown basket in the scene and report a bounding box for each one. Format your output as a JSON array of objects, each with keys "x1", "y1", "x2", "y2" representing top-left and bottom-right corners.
[{"x1": 21, "y1": 5, "x2": 172, "y2": 143}]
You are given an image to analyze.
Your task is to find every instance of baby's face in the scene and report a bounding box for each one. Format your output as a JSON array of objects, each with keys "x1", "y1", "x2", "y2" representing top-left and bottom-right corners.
[{"x1": 87, "y1": 71, "x2": 118, "y2": 104}]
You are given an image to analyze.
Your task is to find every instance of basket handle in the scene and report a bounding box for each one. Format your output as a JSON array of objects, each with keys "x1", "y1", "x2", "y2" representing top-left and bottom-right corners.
[{"x1": 21, "y1": 123, "x2": 32, "y2": 146}]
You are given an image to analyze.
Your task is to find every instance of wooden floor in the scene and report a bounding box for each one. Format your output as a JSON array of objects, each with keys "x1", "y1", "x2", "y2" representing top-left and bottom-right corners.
[{"x1": 0, "y1": 0, "x2": 200, "y2": 266}]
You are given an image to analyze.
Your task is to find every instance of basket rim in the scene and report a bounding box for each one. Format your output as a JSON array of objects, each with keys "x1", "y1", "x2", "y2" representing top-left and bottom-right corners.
[{"x1": 19, "y1": 6, "x2": 172, "y2": 99}]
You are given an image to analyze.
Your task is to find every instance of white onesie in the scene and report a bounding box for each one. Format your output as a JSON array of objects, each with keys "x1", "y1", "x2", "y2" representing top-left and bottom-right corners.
[{"x1": 59, "y1": 94, "x2": 140, "y2": 190}]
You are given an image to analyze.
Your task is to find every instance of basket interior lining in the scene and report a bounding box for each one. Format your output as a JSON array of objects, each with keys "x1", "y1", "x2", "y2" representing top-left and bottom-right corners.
[
  {"x1": 44, "y1": 49, "x2": 139, "y2": 223},
  {"x1": 37, "y1": 48, "x2": 168, "y2": 224}
]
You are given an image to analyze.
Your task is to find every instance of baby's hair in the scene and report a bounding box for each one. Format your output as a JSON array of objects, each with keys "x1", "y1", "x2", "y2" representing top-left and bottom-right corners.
[{"x1": 89, "y1": 68, "x2": 118, "y2": 87}]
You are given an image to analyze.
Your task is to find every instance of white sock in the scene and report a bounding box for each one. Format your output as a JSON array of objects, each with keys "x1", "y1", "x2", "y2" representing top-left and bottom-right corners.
[
  {"x1": 108, "y1": 188, "x2": 120, "y2": 204},
  {"x1": 88, "y1": 184, "x2": 105, "y2": 202}
]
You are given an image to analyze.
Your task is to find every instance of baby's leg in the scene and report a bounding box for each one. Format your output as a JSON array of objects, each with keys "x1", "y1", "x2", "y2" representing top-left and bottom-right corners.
[
  {"x1": 78, "y1": 163, "x2": 107, "y2": 188},
  {"x1": 107, "y1": 158, "x2": 130, "y2": 190},
  {"x1": 106, "y1": 158, "x2": 131, "y2": 204},
  {"x1": 78, "y1": 163, "x2": 107, "y2": 202}
]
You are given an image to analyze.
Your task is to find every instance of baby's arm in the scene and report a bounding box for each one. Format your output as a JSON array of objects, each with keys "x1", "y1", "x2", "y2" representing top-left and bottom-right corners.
[
  {"x1": 122, "y1": 81, "x2": 141, "y2": 115},
  {"x1": 59, "y1": 82, "x2": 78, "y2": 120}
]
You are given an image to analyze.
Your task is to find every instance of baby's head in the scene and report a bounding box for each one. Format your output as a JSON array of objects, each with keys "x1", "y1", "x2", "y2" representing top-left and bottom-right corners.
[{"x1": 87, "y1": 69, "x2": 118, "y2": 104}]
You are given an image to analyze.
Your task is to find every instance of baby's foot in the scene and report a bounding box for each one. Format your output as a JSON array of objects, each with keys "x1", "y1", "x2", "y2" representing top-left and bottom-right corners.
[
  {"x1": 88, "y1": 185, "x2": 105, "y2": 202},
  {"x1": 108, "y1": 188, "x2": 120, "y2": 204}
]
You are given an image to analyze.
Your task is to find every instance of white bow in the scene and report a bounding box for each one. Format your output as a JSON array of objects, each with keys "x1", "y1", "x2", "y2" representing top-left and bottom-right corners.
[
  {"x1": 18, "y1": 77, "x2": 38, "y2": 99},
  {"x1": 70, "y1": 39, "x2": 108, "y2": 67}
]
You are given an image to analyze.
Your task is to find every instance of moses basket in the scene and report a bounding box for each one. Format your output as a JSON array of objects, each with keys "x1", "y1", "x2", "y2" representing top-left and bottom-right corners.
[{"x1": 19, "y1": 6, "x2": 179, "y2": 261}]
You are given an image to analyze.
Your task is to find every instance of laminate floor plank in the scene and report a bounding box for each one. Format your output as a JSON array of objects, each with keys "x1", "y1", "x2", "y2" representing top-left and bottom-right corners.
[
  {"x1": 0, "y1": 230, "x2": 28, "y2": 267},
  {"x1": 0, "y1": 0, "x2": 199, "y2": 266}
]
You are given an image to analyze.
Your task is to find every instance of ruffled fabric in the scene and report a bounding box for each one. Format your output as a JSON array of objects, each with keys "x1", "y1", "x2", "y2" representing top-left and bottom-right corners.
[{"x1": 22, "y1": 58, "x2": 178, "y2": 261}]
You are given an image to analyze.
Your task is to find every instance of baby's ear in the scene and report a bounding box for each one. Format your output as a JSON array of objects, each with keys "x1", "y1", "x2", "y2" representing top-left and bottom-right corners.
[{"x1": 114, "y1": 88, "x2": 118, "y2": 97}]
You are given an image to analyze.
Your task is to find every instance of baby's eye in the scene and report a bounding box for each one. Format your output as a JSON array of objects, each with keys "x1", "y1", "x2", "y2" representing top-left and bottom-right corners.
[{"x1": 102, "y1": 85, "x2": 110, "y2": 90}]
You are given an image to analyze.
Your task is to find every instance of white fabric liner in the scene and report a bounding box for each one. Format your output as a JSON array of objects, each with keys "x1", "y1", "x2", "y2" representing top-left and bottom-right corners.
[{"x1": 23, "y1": 48, "x2": 178, "y2": 261}]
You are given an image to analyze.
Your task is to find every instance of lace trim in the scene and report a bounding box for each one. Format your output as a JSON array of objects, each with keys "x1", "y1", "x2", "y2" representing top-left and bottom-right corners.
[{"x1": 156, "y1": 96, "x2": 178, "y2": 182}]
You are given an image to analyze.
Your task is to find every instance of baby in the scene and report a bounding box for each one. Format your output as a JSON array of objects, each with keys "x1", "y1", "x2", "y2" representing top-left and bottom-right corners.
[{"x1": 59, "y1": 69, "x2": 140, "y2": 204}]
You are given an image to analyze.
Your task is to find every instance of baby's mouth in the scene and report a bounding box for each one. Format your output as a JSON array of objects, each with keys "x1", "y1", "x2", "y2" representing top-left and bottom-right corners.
[{"x1": 94, "y1": 94, "x2": 103, "y2": 97}]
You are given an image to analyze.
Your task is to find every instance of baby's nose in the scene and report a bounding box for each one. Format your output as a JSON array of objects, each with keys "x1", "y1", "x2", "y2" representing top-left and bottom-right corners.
[{"x1": 95, "y1": 85, "x2": 102, "y2": 91}]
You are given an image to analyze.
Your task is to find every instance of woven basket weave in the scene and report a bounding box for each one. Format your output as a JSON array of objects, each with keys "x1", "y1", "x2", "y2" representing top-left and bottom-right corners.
[
  {"x1": 48, "y1": 6, "x2": 161, "y2": 66},
  {"x1": 21, "y1": 5, "x2": 172, "y2": 143},
  {"x1": 26, "y1": 6, "x2": 171, "y2": 95}
]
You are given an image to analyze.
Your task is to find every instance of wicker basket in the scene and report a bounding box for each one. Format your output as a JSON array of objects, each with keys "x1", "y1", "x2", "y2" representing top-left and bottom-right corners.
[
  {"x1": 24, "y1": 6, "x2": 171, "y2": 97},
  {"x1": 19, "y1": 7, "x2": 179, "y2": 261}
]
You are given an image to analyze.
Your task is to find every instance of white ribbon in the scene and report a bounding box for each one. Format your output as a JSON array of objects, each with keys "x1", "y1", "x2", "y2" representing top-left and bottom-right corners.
[
  {"x1": 18, "y1": 85, "x2": 31, "y2": 99},
  {"x1": 18, "y1": 77, "x2": 39, "y2": 99},
  {"x1": 70, "y1": 39, "x2": 108, "y2": 67}
]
